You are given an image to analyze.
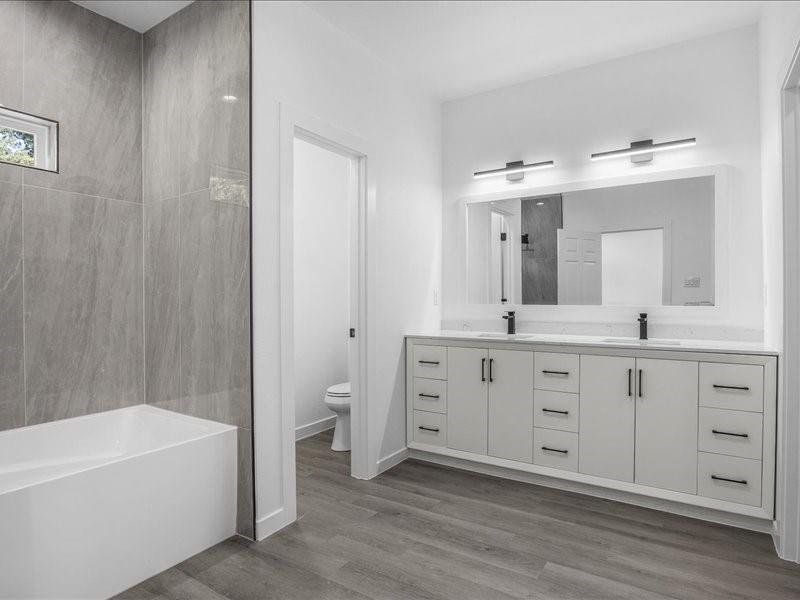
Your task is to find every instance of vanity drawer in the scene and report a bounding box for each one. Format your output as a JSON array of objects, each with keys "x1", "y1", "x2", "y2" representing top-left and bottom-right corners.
[
  {"x1": 533, "y1": 428, "x2": 578, "y2": 472},
  {"x1": 413, "y1": 378, "x2": 447, "y2": 413},
  {"x1": 413, "y1": 411, "x2": 446, "y2": 447},
  {"x1": 413, "y1": 345, "x2": 447, "y2": 379},
  {"x1": 698, "y1": 452, "x2": 762, "y2": 507},
  {"x1": 534, "y1": 353, "x2": 579, "y2": 393},
  {"x1": 699, "y1": 363, "x2": 763, "y2": 412},
  {"x1": 698, "y1": 408, "x2": 763, "y2": 460},
  {"x1": 534, "y1": 390, "x2": 579, "y2": 433}
]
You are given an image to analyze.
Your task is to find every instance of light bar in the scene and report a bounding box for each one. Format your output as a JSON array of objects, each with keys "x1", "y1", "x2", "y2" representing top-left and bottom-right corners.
[
  {"x1": 590, "y1": 138, "x2": 696, "y2": 162},
  {"x1": 473, "y1": 160, "x2": 554, "y2": 180}
]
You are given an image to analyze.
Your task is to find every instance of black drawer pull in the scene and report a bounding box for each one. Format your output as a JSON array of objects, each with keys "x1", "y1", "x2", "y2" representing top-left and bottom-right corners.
[
  {"x1": 481, "y1": 357, "x2": 486, "y2": 382},
  {"x1": 711, "y1": 474, "x2": 747, "y2": 485},
  {"x1": 489, "y1": 358, "x2": 494, "y2": 382},
  {"x1": 542, "y1": 408, "x2": 569, "y2": 415},
  {"x1": 627, "y1": 368, "x2": 632, "y2": 397},
  {"x1": 418, "y1": 360, "x2": 440, "y2": 365},
  {"x1": 541, "y1": 446, "x2": 568, "y2": 454},
  {"x1": 418, "y1": 393, "x2": 440, "y2": 399},
  {"x1": 542, "y1": 370, "x2": 569, "y2": 376},
  {"x1": 418, "y1": 425, "x2": 440, "y2": 433},
  {"x1": 712, "y1": 429, "x2": 749, "y2": 438},
  {"x1": 712, "y1": 384, "x2": 750, "y2": 391}
]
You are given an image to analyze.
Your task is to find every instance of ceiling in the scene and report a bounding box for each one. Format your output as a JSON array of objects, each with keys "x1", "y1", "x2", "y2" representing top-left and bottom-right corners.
[
  {"x1": 73, "y1": 1, "x2": 192, "y2": 33},
  {"x1": 305, "y1": 1, "x2": 763, "y2": 101}
]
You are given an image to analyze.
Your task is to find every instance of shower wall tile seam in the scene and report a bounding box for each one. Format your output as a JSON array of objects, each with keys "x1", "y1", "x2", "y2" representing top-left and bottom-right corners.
[{"x1": 21, "y1": 184, "x2": 27, "y2": 427}]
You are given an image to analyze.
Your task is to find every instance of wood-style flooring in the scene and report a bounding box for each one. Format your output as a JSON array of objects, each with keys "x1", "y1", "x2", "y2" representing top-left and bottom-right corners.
[{"x1": 117, "y1": 430, "x2": 800, "y2": 599}]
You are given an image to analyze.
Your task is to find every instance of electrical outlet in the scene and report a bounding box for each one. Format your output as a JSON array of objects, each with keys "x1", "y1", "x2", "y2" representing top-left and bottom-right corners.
[
  {"x1": 433, "y1": 288, "x2": 440, "y2": 306},
  {"x1": 683, "y1": 276, "x2": 701, "y2": 288}
]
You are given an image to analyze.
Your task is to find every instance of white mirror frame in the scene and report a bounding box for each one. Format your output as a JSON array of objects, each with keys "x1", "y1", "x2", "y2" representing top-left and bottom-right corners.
[{"x1": 457, "y1": 164, "x2": 732, "y2": 329}]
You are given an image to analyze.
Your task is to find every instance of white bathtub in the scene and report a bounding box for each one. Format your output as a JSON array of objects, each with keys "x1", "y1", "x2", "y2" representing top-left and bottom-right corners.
[{"x1": 0, "y1": 404, "x2": 238, "y2": 599}]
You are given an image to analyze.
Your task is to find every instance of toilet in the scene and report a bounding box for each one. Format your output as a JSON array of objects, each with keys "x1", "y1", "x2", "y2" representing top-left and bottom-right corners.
[{"x1": 323, "y1": 382, "x2": 351, "y2": 451}]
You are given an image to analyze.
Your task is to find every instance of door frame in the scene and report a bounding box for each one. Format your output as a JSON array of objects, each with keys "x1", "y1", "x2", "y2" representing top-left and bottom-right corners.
[
  {"x1": 778, "y1": 41, "x2": 800, "y2": 562},
  {"x1": 277, "y1": 104, "x2": 372, "y2": 527}
]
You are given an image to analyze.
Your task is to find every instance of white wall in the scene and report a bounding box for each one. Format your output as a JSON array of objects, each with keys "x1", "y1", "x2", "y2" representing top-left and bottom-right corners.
[
  {"x1": 443, "y1": 27, "x2": 762, "y2": 341},
  {"x1": 293, "y1": 138, "x2": 350, "y2": 435},
  {"x1": 252, "y1": 1, "x2": 441, "y2": 536},
  {"x1": 758, "y1": 0, "x2": 800, "y2": 563}
]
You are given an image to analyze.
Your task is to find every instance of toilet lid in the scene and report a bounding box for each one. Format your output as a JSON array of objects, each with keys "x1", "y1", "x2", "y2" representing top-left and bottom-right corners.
[{"x1": 326, "y1": 382, "x2": 351, "y2": 397}]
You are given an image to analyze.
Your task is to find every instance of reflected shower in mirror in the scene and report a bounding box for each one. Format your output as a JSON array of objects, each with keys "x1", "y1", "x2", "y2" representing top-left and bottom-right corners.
[{"x1": 466, "y1": 176, "x2": 715, "y2": 306}]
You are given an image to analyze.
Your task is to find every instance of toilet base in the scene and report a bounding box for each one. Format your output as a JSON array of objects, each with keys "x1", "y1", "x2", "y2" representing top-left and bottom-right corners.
[{"x1": 330, "y1": 412, "x2": 351, "y2": 452}]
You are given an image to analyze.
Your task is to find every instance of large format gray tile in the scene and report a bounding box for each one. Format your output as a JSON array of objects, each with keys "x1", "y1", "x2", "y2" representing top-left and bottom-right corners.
[
  {"x1": 237, "y1": 427, "x2": 254, "y2": 538},
  {"x1": 0, "y1": 1, "x2": 24, "y2": 185},
  {"x1": 22, "y1": 0, "x2": 142, "y2": 202},
  {"x1": 23, "y1": 187, "x2": 143, "y2": 424},
  {"x1": 179, "y1": 189, "x2": 250, "y2": 429},
  {"x1": 144, "y1": 198, "x2": 181, "y2": 412},
  {"x1": 143, "y1": 14, "x2": 181, "y2": 204},
  {"x1": 178, "y1": 0, "x2": 249, "y2": 195},
  {"x1": 0, "y1": 182, "x2": 24, "y2": 431}
]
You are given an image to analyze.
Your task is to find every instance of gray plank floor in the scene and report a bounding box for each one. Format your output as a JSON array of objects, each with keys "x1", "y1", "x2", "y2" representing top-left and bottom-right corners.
[{"x1": 117, "y1": 430, "x2": 800, "y2": 599}]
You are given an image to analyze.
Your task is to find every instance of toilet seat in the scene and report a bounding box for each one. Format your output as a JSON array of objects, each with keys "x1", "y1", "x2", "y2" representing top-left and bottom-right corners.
[{"x1": 325, "y1": 382, "x2": 351, "y2": 398}]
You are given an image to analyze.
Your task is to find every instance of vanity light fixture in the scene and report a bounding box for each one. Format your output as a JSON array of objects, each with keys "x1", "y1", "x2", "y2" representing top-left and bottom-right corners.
[
  {"x1": 590, "y1": 137, "x2": 696, "y2": 164},
  {"x1": 473, "y1": 159, "x2": 554, "y2": 182}
]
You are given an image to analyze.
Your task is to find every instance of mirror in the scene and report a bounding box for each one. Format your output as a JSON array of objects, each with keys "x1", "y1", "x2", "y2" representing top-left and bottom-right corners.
[
  {"x1": 467, "y1": 176, "x2": 715, "y2": 306},
  {"x1": 0, "y1": 106, "x2": 59, "y2": 172}
]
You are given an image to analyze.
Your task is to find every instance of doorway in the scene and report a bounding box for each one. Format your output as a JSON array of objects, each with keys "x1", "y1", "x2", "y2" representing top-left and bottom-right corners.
[{"x1": 277, "y1": 106, "x2": 369, "y2": 530}]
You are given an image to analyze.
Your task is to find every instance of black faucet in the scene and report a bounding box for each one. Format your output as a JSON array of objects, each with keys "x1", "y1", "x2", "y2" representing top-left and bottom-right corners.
[
  {"x1": 503, "y1": 311, "x2": 516, "y2": 335},
  {"x1": 638, "y1": 313, "x2": 648, "y2": 340}
]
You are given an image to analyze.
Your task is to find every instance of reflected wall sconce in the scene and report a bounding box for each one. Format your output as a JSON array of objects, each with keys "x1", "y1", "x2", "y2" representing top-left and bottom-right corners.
[
  {"x1": 473, "y1": 159, "x2": 554, "y2": 182},
  {"x1": 590, "y1": 137, "x2": 696, "y2": 164}
]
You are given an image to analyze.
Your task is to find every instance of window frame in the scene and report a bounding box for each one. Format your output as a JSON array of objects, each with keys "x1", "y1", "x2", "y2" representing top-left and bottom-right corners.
[{"x1": 0, "y1": 106, "x2": 59, "y2": 173}]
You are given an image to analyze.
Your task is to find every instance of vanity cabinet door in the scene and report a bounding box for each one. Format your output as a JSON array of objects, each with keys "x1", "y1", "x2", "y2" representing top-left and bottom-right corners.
[
  {"x1": 446, "y1": 347, "x2": 488, "y2": 454},
  {"x1": 488, "y1": 349, "x2": 534, "y2": 462},
  {"x1": 634, "y1": 358, "x2": 698, "y2": 494},
  {"x1": 579, "y1": 355, "x2": 636, "y2": 482}
]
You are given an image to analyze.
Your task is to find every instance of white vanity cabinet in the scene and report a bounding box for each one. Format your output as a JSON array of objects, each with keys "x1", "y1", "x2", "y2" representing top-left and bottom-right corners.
[
  {"x1": 406, "y1": 335, "x2": 778, "y2": 527},
  {"x1": 444, "y1": 347, "x2": 534, "y2": 461},
  {"x1": 579, "y1": 355, "x2": 636, "y2": 482}
]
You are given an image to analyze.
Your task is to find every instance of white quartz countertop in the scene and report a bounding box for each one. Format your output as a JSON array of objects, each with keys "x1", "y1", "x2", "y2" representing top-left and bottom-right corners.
[{"x1": 404, "y1": 330, "x2": 779, "y2": 356}]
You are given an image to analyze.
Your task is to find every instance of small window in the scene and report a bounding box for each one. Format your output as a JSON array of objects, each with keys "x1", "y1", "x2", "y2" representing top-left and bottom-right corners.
[{"x1": 0, "y1": 106, "x2": 58, "y2": 172}]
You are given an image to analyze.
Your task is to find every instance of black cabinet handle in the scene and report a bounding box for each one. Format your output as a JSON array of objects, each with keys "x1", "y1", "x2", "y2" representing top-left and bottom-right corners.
[
  {"x1": 418, "y1": 425, "x2": 440, "y2": 433},
  {"x1": 712, "y1": 384, "x2": 750, "y2": 391},
  {"x1": 627, "y1": 368, "x2": 632, "y2": 397},
  {"x1": 542, "y1": 408, "x2": 569, "y2": 415},
  {"x1": 418, "y1": 360, "x2": 440, "y2": 365},
  {"x1": 541, "y1": 446, "x2": 568, "y2": 454},
  {"x1": 418, "y1": 393, "x2": 440, "y2": 399},
  {"x1": 712, "y1": 429, "x2": 749, "y2": 438},
  {"x1": 711, "y1": 474, "x2": 747, "y2": 485},
  {"x1": 542, "y1": 370, "x2": 569, "y2": 376},
  {"x1": 638, "y1": 369, "x2": 643, "y2": 398},
  {"x1": 481, "y1": 357, "x2": 486, "y2": 382},
  {"x1": 489, "y1": 358, "x2": 494, "y2": 382}
]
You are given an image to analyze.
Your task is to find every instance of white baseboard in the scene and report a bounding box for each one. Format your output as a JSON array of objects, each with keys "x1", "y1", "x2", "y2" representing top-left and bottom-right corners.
[
  {"x1": 295, "y1": 416, "x2": 336, "y2": 441},
  {"x1": 255, "y1": 507, "x2": 293, "y2": 541},
  {"x1": 376, "y1": 447, "x2": 409, "y2": 475}
]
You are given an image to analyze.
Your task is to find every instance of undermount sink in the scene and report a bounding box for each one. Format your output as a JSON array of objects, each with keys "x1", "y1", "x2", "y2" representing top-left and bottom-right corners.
[
  {"x1": 477, "y1": 332, "x2": 533, "y2": 339},
  {"x1": 602, "y1": 338, "x2": 682, "y2": 346}
]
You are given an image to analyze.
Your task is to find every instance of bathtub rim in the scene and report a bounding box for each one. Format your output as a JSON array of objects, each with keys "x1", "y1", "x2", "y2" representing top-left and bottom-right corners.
[{"x1": 0, "y1": 404, "x2": 237, "y2": 496}]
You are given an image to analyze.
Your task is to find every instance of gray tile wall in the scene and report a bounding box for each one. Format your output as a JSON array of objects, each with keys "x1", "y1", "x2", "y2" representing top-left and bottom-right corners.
[
  {"x1": 0, "y1": 1, "x2": 143, "y2": 430},
  {"x1": 0, "y1": 0, "x2": 254, "y2": 539},
  {"x1": 142, "y1": 0, "x2": 253, "y2": 538}
]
